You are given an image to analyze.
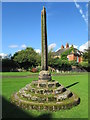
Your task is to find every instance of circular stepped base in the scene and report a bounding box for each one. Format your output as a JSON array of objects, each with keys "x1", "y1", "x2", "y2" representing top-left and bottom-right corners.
[{"x1": 11, "y1": 79, "x2": 80, "y2": 111}]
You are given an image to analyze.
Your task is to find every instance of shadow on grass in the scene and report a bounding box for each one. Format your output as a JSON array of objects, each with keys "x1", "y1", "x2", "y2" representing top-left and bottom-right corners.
[
  {"x1": 2, "y1": 96, "x2": 52, "y2": 119},
  {"x1": 1, "y1": 96, "x2": 88, "y2": 120},
  {"x1": 66, "y1": 82, "x2": 79, "y2": 88}
]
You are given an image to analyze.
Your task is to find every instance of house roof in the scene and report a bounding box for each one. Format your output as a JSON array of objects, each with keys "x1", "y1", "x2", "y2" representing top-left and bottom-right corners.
[
  {"x1": 53, "y1": 47, "x2": 83, "y2": 56},
  {"x1": 53, "y1": 48, "x2": 69, "y2": 56}
]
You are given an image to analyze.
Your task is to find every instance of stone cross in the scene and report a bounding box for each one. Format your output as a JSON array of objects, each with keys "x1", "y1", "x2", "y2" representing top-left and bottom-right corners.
[{"x1": 41, "y1": 6, "x2": 48, "y2": 71}]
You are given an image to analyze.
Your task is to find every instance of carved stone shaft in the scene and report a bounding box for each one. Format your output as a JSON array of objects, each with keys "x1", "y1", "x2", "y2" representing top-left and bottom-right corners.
[{"x1": 41, "y1": 6, "x2": 48, "y2": 70}]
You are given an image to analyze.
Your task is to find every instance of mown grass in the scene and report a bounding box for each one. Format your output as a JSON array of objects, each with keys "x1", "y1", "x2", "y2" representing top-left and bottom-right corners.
[
  {"x1": 0, "y1": 71, "x2": 88, "y2": 76},
  {"x1": 0, "y1": 72, "x2": 38, "y2": 76},
  {"x1": 1, "y1": 72, "x2": 88, "y2": 118}
]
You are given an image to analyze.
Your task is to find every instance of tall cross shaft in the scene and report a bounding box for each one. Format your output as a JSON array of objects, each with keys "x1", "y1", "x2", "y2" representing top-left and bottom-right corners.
[{"x1": 41, "y1": 6, "x2": 48, "y2": 71}]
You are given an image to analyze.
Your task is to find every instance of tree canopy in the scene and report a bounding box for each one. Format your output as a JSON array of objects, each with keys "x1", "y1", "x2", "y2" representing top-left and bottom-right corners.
[{"x1": 12, "y1": 47, "x2": 41, "y2": 70}]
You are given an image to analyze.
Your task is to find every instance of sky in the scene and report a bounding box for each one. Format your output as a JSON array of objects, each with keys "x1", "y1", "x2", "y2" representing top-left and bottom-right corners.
[{"x1": 1, "y1": 2, "x2": 89, "y2": 57}]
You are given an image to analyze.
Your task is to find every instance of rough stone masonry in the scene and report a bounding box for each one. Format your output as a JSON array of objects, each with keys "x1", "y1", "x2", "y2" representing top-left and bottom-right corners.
[
  {"x1": 41, "y1": 6, "x2": 48, "y2": 71},
  {"x1": 39, "y1": 6, "x2": 51, "y2": 81}
]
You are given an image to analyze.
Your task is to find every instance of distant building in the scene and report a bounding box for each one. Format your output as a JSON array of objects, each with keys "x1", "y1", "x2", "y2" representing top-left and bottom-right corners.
[
  {"x1": 53, "y1": 43, "x2": 83, "y2": 63},
  {"x1": 67, "y1": 50, "x2": 83, "y2": 63}
]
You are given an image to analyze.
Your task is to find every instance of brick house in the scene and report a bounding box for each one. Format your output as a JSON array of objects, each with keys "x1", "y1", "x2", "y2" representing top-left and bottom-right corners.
[
  {"x1": 53, "y1": 43, "x2": 83, "y2": 63},
  {"x1": 67, "y1": 50, "x2": 83, "y2": 63}
]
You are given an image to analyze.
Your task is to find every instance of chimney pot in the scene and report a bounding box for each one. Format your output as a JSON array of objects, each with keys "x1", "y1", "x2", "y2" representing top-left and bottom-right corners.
[
  {"x1": 61, "y1": 45, "x2": 64, "y2": 49},
  {"x1": 66, "y1": 43, "x2": 69, "y2": 48}
]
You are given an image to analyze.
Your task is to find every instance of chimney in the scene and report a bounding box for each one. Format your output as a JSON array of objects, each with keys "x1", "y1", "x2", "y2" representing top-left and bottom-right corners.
[
  {"x1": 66, "y1": 43, "x2": 69, "y2": 48},
  {"x1": 71, "y1": 44, "x2": 74, "y2": 48},
  {"x1": 61, "y1": 45, "x2": 64, "y2": 49}
]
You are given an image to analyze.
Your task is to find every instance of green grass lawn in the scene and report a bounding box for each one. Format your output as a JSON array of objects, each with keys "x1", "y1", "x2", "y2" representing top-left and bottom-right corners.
[
  {"x1": 0, "y1": 71, "x2": 87, "y2": 76},
  {"x1": 0, "y1": 72, "x2": 39, "y2": 76},
  {"x1": 1, "y1": 72, "x2": 88, "y2": 118}
]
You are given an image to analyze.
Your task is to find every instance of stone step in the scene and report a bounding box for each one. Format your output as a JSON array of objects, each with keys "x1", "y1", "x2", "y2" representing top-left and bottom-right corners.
[
  {"x1": 31, "y1": 80, "x2": 61, "y2": 88},
  {"x1": 55, "y1": 90, "x2": 73, "y2": 101},
  {"x1": 19, "y1": 89, "x2": 72, "y2": 103},
  {"x1": 54, "y1": 86, "x2": 66, "y2": 94}
]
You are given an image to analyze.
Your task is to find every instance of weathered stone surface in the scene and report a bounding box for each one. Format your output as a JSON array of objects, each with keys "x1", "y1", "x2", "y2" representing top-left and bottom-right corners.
[
  {"x1": 38, "y1": 97, "x2": 43, "y2": 102},
  {"x1": 56, "y1": 90, "x2": 72, "y2": 101},
  {"x1": 31, "y1": 80, "x2": 38, "y2": 86},
  {"x1": 39, "y1": 70, "x2": 51, "y2": 81},
  {"x1": 48, "y1": 83, "x2": 55, "y2": 88},
  {"x1": 39, "y1": 83, "x2": 46, "y2": 87},
  {"x1": 56, "y1": 82, "x2": 61, "y2": 87},
  {"x1": 30, "y1": 88, "x2": 35, "y2": 93},
  {"x1": 31, "y1": 96, "x2": 37, "y2": 101},
  {"x1": 41, "y1": 6, "x2": 48, "y2": 71},
  {"x1": 22, "y1": 93, "x2": 31, "y2": 98},
  {"x1": 39, "y1": 70, "x2": 51, "y2": 76},
  {"x1": 54, "y1": 86, "x2": 66, "y2": 94}
]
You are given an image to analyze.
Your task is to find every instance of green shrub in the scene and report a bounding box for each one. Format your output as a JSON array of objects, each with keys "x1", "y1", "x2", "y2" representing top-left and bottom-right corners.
[
  {"x1": 79, "y1": 61, "x2": 88, "y2": 68},
  {"x1": 69, "y1": 60, "x2": 78, "y2": 66},
  {"x1": 61, "y1": 47, "x2": 74, "y2": 60}
]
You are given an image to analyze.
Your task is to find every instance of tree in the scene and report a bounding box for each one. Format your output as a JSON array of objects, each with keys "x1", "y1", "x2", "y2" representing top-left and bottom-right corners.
[
  {"x1": 12, "y1": 47, "x2": 41, "y2": 70},
  {"x1": 48, "y1": 50, "x2": 54, "y2": 67},
  {"x1": 0, "y1": 56, "x2": 2, "y2": 61},
  {"x1": 61, "y1": 60, "x2": 71, "y2": 71},
  {"x1": 83, "y1": 51, "x2": 88, "y2": 61},
  {"x1": 61, "y1": 47, "x2": 74, "y2": 60},
  {"x1": 69, "y1": 60, "x2": 79, "y2": 66},
  {"x1": 2, "y1": 58, "x2": 19, "y2": 72}
]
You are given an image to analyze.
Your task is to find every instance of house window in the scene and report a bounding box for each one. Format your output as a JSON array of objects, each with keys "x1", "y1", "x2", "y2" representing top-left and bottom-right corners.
[
  {"x1": 77, "y1": 56, "x2": 79, "y2": 62},
  {"x1": 67, "y1": 55, "x2": 69, "y2": 61}
]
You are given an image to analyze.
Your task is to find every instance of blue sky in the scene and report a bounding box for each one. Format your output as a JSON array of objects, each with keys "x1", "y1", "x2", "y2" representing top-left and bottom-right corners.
[{"x1": 2, "y1": 2, "x2": 88, "y2": 56}]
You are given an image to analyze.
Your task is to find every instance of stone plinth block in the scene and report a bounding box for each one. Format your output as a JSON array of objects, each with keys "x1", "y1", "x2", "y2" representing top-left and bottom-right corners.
[{"x1": 38, "y1": 70, "x2": 51, "y2": 81}]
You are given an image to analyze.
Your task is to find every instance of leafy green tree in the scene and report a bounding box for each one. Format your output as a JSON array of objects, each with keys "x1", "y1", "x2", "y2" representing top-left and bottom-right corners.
[
  {"x1": 61, "y1": 60, "x2": 71, "y2": 71},
  {"x1": 12, "y1": 47, "x2": 41, "y2": 70},
  {"x1": 82, "y1": 48, "x2": 90, "y2": 71},
  {"x1": 83, "y1": 51, "x2": 88, "y2": 61},
  {"x1": 48, "y1": 50, "x2": 54, "y2": 67},
  {"x1": 2, "y1": 58, "x2": 18, "y2": 72},
  {"x1": 48, "y1": 50, "x2": 72, "y2": 71},
  {"x1": 61, "y1": 47, "x2": 74, "y2": 60},
  {"x1": 79, "y1": 61, "x2": 88, "y2": 68},
  {"x1": 0, "y1": 56, "x2": 2, "y2": 61},
  {"x1": 69, "y1": 60, "x2": 79, "y2": 66}
]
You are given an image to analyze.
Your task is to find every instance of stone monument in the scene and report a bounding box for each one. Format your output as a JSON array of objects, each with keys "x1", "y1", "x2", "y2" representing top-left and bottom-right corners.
[
  {"x1": 11, "y1": 6, "x2": 80, "y2": 111},
  {"x1": 41, "y1": 6, "x2": 48, "y2": 71},
  {"x1": 39, "y1": 6, "x2": 51, "y2": 82}
]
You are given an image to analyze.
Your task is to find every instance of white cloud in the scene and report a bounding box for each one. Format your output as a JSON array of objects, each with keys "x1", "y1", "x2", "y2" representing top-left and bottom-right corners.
[
  {"x1": 21, "y1": 44, "x2": 27, "y2": 49},
  {"x1": 79, "y1": 41, "x2": 90, "y2": 52},
  {"x1": 48, "y1": 43, "x2": 56, "y2": 51},
  {"x1": 73, "y1": 45, "x2": 78, "y2": 49},
  {"x1": 82, "y1": 14, "x2": 85, "y2": 18},
  {"x1": 75, "y1": 2, "x2": 80, "y2": 8},
  {"x1": 35, "y1": 43, "x2": 57, "y2": 53},
  {"x1": 55, "y1": 48, "x2": 60, "y2": 52},
  {"x1": 79, "y1": 9, "x2": 83, "y2": 14},
  {"x1": 86, "y1": 3, "x2": 88, "y2": 8},
  {"x1": 35, "y1": 49, "x2": 41, "y2": 54},
  {"x1": 17, "y1": 49, "x2": 21, "y2": 52},
  {"x1": 8, "y1": 45, "x2": 18, "y2": 48},
  {"x1": 0, "y1": 53, "x2": 8, "y2": 58},
  {"x1": 74, "y1": 1, "x2": 88, "y2": 25}
]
